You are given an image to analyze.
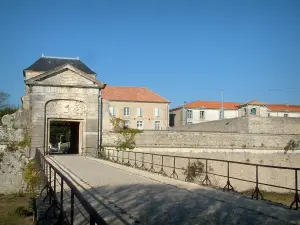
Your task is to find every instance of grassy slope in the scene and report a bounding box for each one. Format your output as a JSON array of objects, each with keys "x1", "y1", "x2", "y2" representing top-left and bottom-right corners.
[{"x1": 0, "y1": 194, "x2": 32, "y2": 225}]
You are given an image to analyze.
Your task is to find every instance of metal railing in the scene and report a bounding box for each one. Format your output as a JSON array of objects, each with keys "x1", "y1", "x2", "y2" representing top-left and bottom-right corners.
[
  {"x1": 36, "y1": 148, "x2": 108, "y2": 225},
  {"x1": 100, "y1": 147, "x2": 300, "y2": 210}
]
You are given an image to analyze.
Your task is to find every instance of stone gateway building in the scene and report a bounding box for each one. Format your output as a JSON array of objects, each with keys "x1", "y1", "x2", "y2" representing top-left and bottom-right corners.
[{"x1": 22, "y1": 56, "x2": 106, "y2": 157}]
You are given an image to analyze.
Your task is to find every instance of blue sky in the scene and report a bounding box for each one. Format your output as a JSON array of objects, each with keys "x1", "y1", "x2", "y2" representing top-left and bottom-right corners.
[{"x1": 0, "y1": 0, "x2": 299, "y2": 107}]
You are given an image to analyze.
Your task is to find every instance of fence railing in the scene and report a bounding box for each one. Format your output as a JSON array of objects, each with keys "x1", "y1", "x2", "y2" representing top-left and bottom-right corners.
[
  {"x1": 100, "y1": 147, "x2": 300, "y2": 210},
  {"x1": 36, "y1": 148, "x2": 108, "y2": 225}
]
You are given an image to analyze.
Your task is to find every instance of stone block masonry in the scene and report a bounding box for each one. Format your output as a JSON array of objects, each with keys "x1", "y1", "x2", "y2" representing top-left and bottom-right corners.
[
  {"x1": 103, "y1": 130, "x2": 300, "y2": 149},
  {"x1": 172, "y1": 116, "x2": 300, "y2": 135}
]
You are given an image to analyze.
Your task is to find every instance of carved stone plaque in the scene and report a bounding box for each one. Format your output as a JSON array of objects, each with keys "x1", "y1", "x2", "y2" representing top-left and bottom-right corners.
[{"x1": 46, "y1": 100, "x2": 86, "y2": 119}]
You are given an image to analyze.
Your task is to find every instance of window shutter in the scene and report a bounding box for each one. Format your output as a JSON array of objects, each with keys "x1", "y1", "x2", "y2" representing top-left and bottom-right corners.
[
  {"x1": 141, "y1": 108, "x2": 143, "y2": 117},
  {"x1": 109, "y1": 106, "x2": 114, "y2": 116},
  {"x1": 158, "y1": 109, "x2": 161, "y2": 117},
  {"x1": 137, "y1": 108, "x2": 140, "y2": 116}
]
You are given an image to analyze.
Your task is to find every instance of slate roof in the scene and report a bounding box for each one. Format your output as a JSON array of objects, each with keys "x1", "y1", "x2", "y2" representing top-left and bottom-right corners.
[
  {"x1": 102, "y1": 86, "x2": 170, "y2": 103},
  {"x1": 24, "y1": 56, "x2": 96, "y2": 75}
]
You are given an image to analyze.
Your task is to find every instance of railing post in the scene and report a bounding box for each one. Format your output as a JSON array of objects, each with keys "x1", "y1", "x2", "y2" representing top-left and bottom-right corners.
[
  {"x1": 122, "y1": 150, "x2": 124, "y2": 164},
  {"x1": 185, "y1": 158, "x2": 192, "y2": 182},
  {"x1": 149, "y1": 153, "x2": 155, "y2": 173},
  {"x1": 60, "y1": 177, "x2": 63, "y2": 211},
  {"x1": 113, "y1": 149, "x2": 115, "y2": 161},
  {"x1": 290, "y1": 169, "x2": 300, "y2": 209},
  {"x1": 170, "y1": 156, "x2": 178, "y2": 179},
  {"x1": 223, "y1": 162, "x2": 234, "y2": 192},
  {"x1": 158, "y1": 155, "x2": 167, "y2": 176},
  {"x1": 127, "y1": 151, "x2": 130, "y2": 166},
  {"x1": 90, "y1": 215, "x2": 95, "y2": 225},
  {"x1": 54, "y1": 172, "x2": 56, "y2": 194},
  {"x1": 134, "y1": 152, "x2": 138, "y2": 168},
  {"x1": 140, "y1": 152, "x2": 146, "y2": 170},
  {"x1": 117, "y1": 150, "x2": 119, "y2": 162},
  {"x1": 49, "y1": 165, "x2": 52, "y2": 204},
  {"x1": 70, "y1": 190, "x2": 74, "y2": 225},
  {"x1": 251, "y1": 165, "x2": 263, "y2": 200},
  {"x1": 202, "y1": 159, "x2": 212, "y2": 186}
]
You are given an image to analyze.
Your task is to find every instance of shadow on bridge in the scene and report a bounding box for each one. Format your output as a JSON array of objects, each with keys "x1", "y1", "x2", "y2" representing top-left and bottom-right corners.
[{"x1": 50, "y1": 162, "x2": 298, "y2": 224}]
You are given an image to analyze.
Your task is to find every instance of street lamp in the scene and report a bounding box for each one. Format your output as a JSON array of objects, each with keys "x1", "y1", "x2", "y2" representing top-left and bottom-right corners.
[{"x1": 183, "y1": 101, "x2": 188, "y2": 126}]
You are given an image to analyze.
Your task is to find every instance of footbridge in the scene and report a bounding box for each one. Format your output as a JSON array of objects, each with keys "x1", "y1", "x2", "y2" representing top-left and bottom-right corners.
[{"x1": 34, "y1": 148, "x2": 300, "y2": 225}]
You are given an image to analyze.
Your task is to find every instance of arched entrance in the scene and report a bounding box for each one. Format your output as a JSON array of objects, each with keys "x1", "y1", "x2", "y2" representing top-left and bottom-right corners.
[{"x1": 45, "y1": 99, "x2": 87, "y2": 155}]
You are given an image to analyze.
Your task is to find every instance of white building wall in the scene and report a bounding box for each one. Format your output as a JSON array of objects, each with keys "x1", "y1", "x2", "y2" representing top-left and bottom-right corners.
[
  {"x1": 268, "y1": 112, "x2": 300, "y2": 118},
  {"x1": 178, "y1": 107, "x2": 300, "y2": 126},
  {"x1": 224, "y1": 110, "x2": 238, "y2": 119},
  {"x1": 187, "y1": 109, "x2": 238, "y2": 124}
]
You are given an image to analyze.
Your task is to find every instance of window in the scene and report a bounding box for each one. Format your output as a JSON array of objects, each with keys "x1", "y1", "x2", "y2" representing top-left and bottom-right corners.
[
  {"x1": 154, "y1": 121, "x2": 160, "y2": 130},
  {"x1": 137, "y1": 107, "x2": 143, "y2": 117},
  {"x1": 284, "y1": 114, "x2": 288, "y2": 117},
  {"x1": 124, "y1": 107, "x2": 130, "y2": 116},
  {"x1": 154, "y1": 108, "x2": 161, "y2": 117},
  {"x1": 109, "y1": 106, "x2": 116, "y2": 116},
  {"x1": 124, "y1": 120, "x2": 130, "y2": 128},
  {"x1": 268, "y1": 113, "x2": 270, "y2": 117},
  {"x1": 187, "y1": 110, "x2": 193, "y2": 119},
  {"x1": 250, "y1": 108, "x2": 256, "y2": 115},
  {"x1": 199, "y1": 111, "x2": 205, "y2": 119},
  {"x1": 137, "y1": 120, "x2": 143, "y2": 129}
]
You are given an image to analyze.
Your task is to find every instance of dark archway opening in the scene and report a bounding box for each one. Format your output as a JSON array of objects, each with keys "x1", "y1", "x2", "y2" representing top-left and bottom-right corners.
[{"x1": 49, "y1": 121, "x2": 80, "y2": 154}]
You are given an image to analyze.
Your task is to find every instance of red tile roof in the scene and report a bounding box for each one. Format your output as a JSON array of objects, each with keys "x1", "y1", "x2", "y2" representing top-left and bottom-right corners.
[
  {"x1": 102, "y1": 86, "x2": 170, "y2": 103},
  {"x1": 268, "y1": 104, "x2": 300, "y2": 112},
  {"x1": 171, "y1": 100, "x2": 300, "y2": 112},
  {"x1": 172, "y1": 100, "x2": 241, "y2": 110}
]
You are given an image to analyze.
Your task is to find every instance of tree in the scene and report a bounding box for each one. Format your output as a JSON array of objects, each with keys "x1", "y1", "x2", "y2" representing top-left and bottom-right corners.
[
  {"x1": 0, "y1": 91, "x2": 18, "y2": 125},
  {"x1": 0, "y1": 91, "x2": 9, "y2": 109}
]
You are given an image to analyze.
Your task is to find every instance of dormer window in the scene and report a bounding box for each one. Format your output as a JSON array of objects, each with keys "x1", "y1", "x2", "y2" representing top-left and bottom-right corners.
[{"x1": 250, "y1": 108, "x2": 256, "y2": 115}]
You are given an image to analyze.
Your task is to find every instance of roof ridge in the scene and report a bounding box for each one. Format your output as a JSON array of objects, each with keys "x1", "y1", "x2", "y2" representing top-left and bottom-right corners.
[{"x1": 41, "y1": 55, "x2": 80, "y2": 60}]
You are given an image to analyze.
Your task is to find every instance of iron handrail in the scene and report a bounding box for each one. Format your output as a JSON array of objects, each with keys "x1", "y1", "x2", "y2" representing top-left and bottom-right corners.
[
  {"x1": 101, "y1": 147, "x2": 300, "y2": 210},
  {"x1": 37, "y1": 148, "x2": 108, "y2": 225}
]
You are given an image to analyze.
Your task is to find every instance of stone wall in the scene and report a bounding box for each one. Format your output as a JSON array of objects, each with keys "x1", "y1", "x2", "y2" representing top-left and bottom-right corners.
[
  {"x1": 103, "y1": 130, "x2": 300, "y2": 149},
  {"x1": 103, "y1": 147, "x2": 300, "y2": 193},
  {"x1": 171, "y1": 116, "x2": 300, "y2": 135},
  {"x1": 171, "y1": 117, "x2": 249, "y2": 133},
  {"x1": 0, "y1": 145, "x2": 29, "y2": 194}
]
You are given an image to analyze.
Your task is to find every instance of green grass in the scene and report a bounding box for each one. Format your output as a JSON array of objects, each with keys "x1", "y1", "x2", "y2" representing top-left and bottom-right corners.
[
  {"x1": 0, "y1": 193, "x2": 33, "y2": 225},
  {"x1": 242, "y1": 189, "x2": 294, "y2": 207}
]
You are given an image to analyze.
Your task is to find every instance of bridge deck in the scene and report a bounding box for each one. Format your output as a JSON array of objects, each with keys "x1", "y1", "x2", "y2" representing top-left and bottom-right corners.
[{"x1": 48, "y1": 155, "x2": 300, "y2": 225}]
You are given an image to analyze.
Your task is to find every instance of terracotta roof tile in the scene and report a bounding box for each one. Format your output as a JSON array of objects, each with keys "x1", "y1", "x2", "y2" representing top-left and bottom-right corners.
[
  {"x1": 268, "y1": 104, "x2": 300, "y2": 112},
  {"x1": 243, "y1": 100, "x2": 267, "y2": 105},
  {"x1": 171, "y1": 100, "x2": 300, "y2": 112},
  {"x1": 102, "y1": 86, "x2": 170, "y2": 103},
  {"x1": 174, "y1": 100, "x2": 241, "y2": 110}
]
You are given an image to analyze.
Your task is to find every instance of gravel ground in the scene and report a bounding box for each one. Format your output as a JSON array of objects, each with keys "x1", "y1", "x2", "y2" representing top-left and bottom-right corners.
[{"x1": 48, "y1": 155, "x2": 300, "y2": 225}]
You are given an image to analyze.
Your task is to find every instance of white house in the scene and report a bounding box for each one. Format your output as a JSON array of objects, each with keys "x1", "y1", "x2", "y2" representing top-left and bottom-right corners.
[{"x1": 170, "y1": 100, "x2": 300, "y2": 127}]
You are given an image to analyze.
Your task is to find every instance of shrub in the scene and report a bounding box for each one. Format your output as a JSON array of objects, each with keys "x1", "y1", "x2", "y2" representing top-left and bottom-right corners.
[
  {"x1": 15, "y1": 206, "x2": 32, "y2": 217},
  {"x1": 110, "y1": 117, "x2": 142, "y2": 150},
  {"x1": 18, "y1": 128, "x2": 31, "y2": 149},
  {"x1": 0, "y1": 152, "x2": 4, "y2": 162},
  {"x1": 0, "y1": 106, "x2": 18, "y2": 125},
  {"x1": 183, "y1": 160, "x2": 205, "y2": 182},
  {"x1": 24, "y1": 160, "x2": 42, "y2": 198},
  {"x1": 6, "y1": 142, "x2": 18, "y2": 152},
  {"x1": 284, "y1": 139, "x2": 300, "y2": 154},
  {"x1": 12, "y1": 191, "x2": 26, "y2": 198}
]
